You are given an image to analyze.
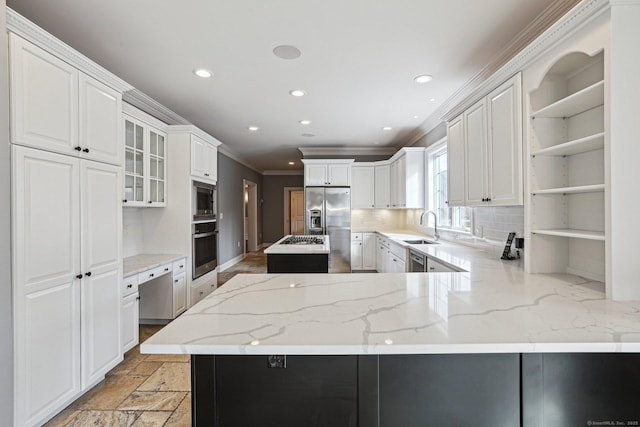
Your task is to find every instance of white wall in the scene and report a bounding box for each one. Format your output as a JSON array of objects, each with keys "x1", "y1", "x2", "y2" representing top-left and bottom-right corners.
[
  {"x1": 1, "y1": 0, "x2": 14, "y2": 422},
  {"x1": 123, "y1": 208, "x2": 145, "y2": 258}
]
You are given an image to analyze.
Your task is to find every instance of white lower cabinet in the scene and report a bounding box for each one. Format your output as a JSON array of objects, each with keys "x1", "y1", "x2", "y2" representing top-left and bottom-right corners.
[
  {"x1": 12, "y1": 145, "x2": 122, "y2": 427},
  {"x1": 173, "y1": 272, "x2": 187, "y2": 317},
  {"x1": 191, "y1": 276, "x2": 217, "y2": 306},
  {"x1": 138, "y1": 257, "x2": 187, "y2": 320},
  {"x1": 427, "y1": 258, "x2": 455, "y2": 273},
  {"x1": 121, "y1": 292, "x2": 139, "y2": 353},
  {"x1": 387, "y1": 241, "x2": 407, "y2": 273},
  {"x1": 376, "y1": 235, "x2": 389, "y2": 273}
]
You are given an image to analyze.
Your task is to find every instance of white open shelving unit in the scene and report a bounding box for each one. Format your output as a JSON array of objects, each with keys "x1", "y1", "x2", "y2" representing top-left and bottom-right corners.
[{"x1": 528, "y1": 51, "x2": 605, "y2": 282}]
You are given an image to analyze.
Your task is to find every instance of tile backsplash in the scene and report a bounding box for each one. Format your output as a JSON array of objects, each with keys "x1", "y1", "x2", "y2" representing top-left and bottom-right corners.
[
  {"x1": 351, "y1": 209, "x2": 405, "y2": 230},
  {"x1": 472, "y1": 206, "x2": 524, "y2": 242}
]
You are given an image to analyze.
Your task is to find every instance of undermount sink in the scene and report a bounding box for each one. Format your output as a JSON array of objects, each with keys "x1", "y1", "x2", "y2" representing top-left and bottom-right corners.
[{"x1": 403, "y1": 239, "x2": 439, "y2": 245}]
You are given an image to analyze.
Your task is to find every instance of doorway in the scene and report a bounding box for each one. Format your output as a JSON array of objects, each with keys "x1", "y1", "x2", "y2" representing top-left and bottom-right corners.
[
  {"x1": 243, "y1": 180, "x2": 258, "y2": 254},
  {"x1": 283, "y1": 187, "x2": 304, "y2": 236}
]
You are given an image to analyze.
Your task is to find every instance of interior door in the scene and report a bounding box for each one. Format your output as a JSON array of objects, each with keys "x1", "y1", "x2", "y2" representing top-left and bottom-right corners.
[{"x1": 290, "y1": 190, "x2": 305, "y2": 234}]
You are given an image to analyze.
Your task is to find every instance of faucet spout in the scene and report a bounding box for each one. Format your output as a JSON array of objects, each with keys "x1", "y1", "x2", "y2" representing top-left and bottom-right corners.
[{"x1": 419, "y1": 210, "x2": 440, "y2": 241}]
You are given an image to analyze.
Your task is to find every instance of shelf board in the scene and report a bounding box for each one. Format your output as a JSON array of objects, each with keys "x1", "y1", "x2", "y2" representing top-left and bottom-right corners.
[
  {"x1": 531, "y1": 132, "x2": 605, "y2": 157},
  {"x1": 531, "y1": 80, "x2": 604, "y2": 119},
  {"x1": 531, "y1": 229, "x2": 605, "y2": 241},
  {"x1": 532, "y1": 184, "x2": 605, "y2": 195}
]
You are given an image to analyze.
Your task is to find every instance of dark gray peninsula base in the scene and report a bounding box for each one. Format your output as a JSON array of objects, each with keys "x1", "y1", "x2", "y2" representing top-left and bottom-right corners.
[
  {"x1": 191, "y1": 353, "x2": 640, "y2": 427},
  {"x1": 266, "y1": 253, "x2": 329, "y2": 273}
]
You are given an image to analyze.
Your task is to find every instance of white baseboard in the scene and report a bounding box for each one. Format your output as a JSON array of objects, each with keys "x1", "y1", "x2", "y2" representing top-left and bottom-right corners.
[{"x1": 218, "y1": 253, "x2": 245, "y2": 272}]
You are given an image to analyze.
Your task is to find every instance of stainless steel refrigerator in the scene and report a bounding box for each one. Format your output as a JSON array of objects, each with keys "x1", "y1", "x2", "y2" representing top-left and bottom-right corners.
[{"x1": 305, "y1": 187, "x2": 351, "y2": 273}]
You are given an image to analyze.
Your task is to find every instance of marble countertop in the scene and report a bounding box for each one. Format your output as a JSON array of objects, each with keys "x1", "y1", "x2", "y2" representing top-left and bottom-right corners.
[
  {"x1": 124, "y1": 253, "x2": 186, "y2": 277},
  {"x1": 141, "y1": 239, "x2": 640, "y2": 355},
  {"x1": 264, "y1": 235, "x2": 330, "y2": 254}
]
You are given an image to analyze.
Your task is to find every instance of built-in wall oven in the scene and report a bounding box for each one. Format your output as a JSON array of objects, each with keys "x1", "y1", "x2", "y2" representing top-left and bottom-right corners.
[
  {"x1": 193, "y1": 221, "x2": 218, "y2": 279},
  {"x1": 193, "y1": 181, "x2": 216, "y2": 221}
]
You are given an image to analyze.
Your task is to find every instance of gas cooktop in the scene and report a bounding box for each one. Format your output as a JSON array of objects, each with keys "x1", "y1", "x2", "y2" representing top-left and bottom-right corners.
[{"x1": 281, "y1": 235, "x2": 325, "y2": 245}]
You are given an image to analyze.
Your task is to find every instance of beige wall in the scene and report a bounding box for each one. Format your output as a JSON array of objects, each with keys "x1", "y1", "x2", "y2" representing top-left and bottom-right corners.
[{"x1": 1, "y1": 0, "x2": 14, "y2": 422}]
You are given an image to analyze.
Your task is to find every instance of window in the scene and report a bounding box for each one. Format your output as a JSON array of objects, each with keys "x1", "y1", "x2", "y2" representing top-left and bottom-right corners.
[{"x1": 425, "y1": 140, "x2": 471, "y2": 232}]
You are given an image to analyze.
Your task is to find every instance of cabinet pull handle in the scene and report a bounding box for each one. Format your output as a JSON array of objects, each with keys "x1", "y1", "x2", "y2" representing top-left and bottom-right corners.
[
  {"x1": 445, "y1": 200, "x2": 449, "y2": 204},
  {"x1": 164, "y1": 267, "x2": 169, "y2": 271},
  {"x1": 175, "y1": 279, "x2": 178, "y2": 283},
  {"x1": 127, "y1": 284, "x2": 133, "y2": 288},
  {"x1": 74, "y1": 146, "x2": 82, "y2": 151},
  {"x1": 82, "y1": 148, "x2": 90, "y2": 153},
  {"x1": 136, "y1": 296, "x2": 141, "y2": 301},
  {"x1": 76, "y1": 274, "x2": 83, "y2": 279},
  {"x1": 85, "y1": 272, "x2": 92, "y2": 277},
  {"x1": 149, "y1": 273, "x2": 154, "y2": 278},
  {"x1": 204, "y1": 173, "x2": 210, "y2": 177},
  {"x1": 123, "y1": 199, "x2": 128, "y2": 203},
  {"x1": 200, "y1": 291, "x2": 204, "y2": 295},
  {"x1": 179, "y1": 265, "x2": 184, "y2": 268},
  {"x1": 148, "y1": 201, "x2": 153, "y2": 204}
]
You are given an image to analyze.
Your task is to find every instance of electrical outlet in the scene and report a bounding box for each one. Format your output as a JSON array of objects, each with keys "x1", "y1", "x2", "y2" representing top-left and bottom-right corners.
[
  {"x1": 219, "y1": 212, "x2": 223, "y2": 219},
  {"x1": 237, "y1": 241, "x2": 240, "y2": 247},
  {"x1": 267, "y1": 355, "x2": 286, "y2": 368}
]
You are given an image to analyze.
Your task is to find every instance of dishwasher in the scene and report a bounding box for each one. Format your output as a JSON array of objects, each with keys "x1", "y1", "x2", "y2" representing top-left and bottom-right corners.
[{"x1": 409, "y1": 250, "x2": 427, "y2": 272}]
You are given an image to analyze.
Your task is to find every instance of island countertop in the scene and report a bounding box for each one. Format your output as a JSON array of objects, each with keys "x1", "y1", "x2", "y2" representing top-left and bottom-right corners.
[
  {"x1": 264, "y1": 234, "x2": 330, "y2": 254},
  {"x1": 141, "y1": 240, "x2": 640, "y2": 355}
]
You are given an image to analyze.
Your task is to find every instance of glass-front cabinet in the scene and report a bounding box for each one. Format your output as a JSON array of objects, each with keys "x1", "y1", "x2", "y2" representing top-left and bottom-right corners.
[{"x1": 123, "y1": 108, "x2": 167, "y2": 207}]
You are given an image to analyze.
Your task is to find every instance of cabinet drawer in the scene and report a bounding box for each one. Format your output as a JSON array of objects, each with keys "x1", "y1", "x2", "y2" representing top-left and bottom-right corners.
[
  {"x1": 138, "y1": 262, "x2": 172, "y2": 284},
  {"x1": 122, "y1": 274, "x2": 138, "y2": 297},
  {"x1": 173, "y1": 258, "x2": 187, "y2": 275},
  {"x1": 191, "y1": 280, "x2": 216, "y2": 306},
  {"x1": 351, "y1": 232, "x2": 363, "y2": 241}
]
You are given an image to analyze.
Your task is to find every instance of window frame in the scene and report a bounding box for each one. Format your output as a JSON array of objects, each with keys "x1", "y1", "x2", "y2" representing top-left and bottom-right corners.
[{"x1": 423, "y1": 137, "x2": 472, "y2": 234}]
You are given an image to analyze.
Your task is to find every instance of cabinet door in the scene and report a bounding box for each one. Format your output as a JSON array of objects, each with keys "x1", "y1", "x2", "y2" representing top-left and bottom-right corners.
[
  {"x1": 389, "y1": 161, "x2": 398, "y2": 207},
  {"x1": 327, "y1": 163, "x2": 351, "y2": 186},
  {"x1": 12, "y1": 146, "x2": 81, "y2": 426},
  {"x1": 123, "y1": 117, "x2": 145, "y2": 206},
  {"x1": 362, "y1": 233, "x2": 377, "y2": 270},
  {"x1": 487, "y1": 74, "x2": 523, "y2": 206},
  {"x1": 173, "y1": 272, "x2": 187, "y2": 317},
  {"x1": 80, "y1": 74, "x2": 122, "y2": 166},
  {"x1": 427, "y1": 258, "x2": 453, "y2": 272},
  {"x1": 206, "y1": 143, "x2": 218, "y2": 182},
  {"x1": 447, "y1": 115, "x2": 466, "y2": 206},
  {"x1": 374, "y1": 165, "x2": 390, "y2": 208},
  {"x1": 396, "y1": 156, "x2": 407, "y2": 207},
  {"x1": 351, "y1": 241, "x2": 363, "y2": 270},
  {"x1": 10, "y1": 34, "x2": 79, "y2": 156},
  {"x1": 80, "y1": 160, "x2": 123, "y2": 388},
  {"x1": 191, "y1": 136, "x2": 208, "y2": 179},
  {"x1": 305, "y1": 164, "x2": 328, "y2": 186},
  {"x1": 351, "y1": 166, "x2": 375, "y2": 208},
  {"x1": 148, "y1": 129, "x2": 167, "y2": 206},
  {"x1": 376, "y1": 241, "x2": 387, "y2": 273},
  {"x1": 122, "y1": 293, "x2": 139, "y2": 353},
  {"x1": 465, "y1": 99, "x2": 488, "y2": 205}
]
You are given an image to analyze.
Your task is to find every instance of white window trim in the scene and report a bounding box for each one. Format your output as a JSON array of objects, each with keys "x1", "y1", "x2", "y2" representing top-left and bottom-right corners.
[{"x1": 422, "y1": 137, "x2": 472, "y2": 235}]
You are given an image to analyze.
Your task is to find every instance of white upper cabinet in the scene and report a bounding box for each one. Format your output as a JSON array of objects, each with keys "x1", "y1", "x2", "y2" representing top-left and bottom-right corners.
[
  {"x1": 374, "y1": 165, "x2": 390, "y2": 208},
  {"x1": 351, "y1": 165, "x2": 375, "y2": 208},
  {"x1": 123, "y1": 106, "x2": 167, "y2": 207},
  {"x1": 487, "y1": 74, "x2": 523, "y2": 206},
  {"x1": 389, "y1": 148, "x2": 424, "y2": 209},
  {"x1": 10, "y1": 34, "x2": 122, "y2": 166},
  {"x1": 465, "y1": 98, "x2": 488, "y2": 205},
  {"x1": 302, "y1": 159, "x2": 353, "y2": 186},
  {"x1": 80, "y1": 74, "x2": 123, "y2": 165},
  {"x1": 447, "y1": 115, "x2": 465, "y2": 207},
  {"x1": 191, "y1": 135, "x2": 218, "y2": 184},
  {"x1": 447, "y1": 73, "x2": 523, "y2": 207}
]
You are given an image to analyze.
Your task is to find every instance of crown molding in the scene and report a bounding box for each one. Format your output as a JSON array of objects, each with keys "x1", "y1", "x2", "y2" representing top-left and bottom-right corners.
[
  {"x1": 217, "y1": 145, "x2": 263, "y2": 174},
  {"x1": 263, "y1": 170, "x2": 304, "y2": 176},
  {"x1": 609, "y1": 0, "x2": 640, "y2": 4},
  {"x1": 123, "y1": 89, "x2": 191, "y2": 126},
  {"x1": 406, "y1": 0, "x2": 609, "y2": 144},
  {"x1": 6, "y1": 7, "x2": 133, "y2": 93},
  {"x1": 122, "y1": 102, "x2": 169, "y2": 130},
  {"x1": 168, "y1": 125, "x2": 221, "y2": 147},
  {"x1": 298, "y1": 146, "x2": 396, "y2": 157}
]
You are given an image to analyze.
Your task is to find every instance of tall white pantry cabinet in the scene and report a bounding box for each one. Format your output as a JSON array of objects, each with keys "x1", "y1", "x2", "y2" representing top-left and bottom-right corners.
[{"x1": 9, "y1": 31, "x2": 124, "y2": 427}]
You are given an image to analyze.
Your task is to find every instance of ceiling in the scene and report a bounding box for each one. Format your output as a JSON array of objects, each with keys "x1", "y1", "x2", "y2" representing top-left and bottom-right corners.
[{"x1": 7, "y1": 0, "x2": 570, "y2": 172}]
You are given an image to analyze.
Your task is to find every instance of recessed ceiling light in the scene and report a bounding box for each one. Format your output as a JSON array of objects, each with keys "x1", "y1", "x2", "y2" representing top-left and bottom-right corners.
[
  {"x1": 413, "y1": 115, "x2": 419, "y2": 119},
  {"x1": 299, "y1": 120, "x2": 311, "y2": 125},
  {"x1": 414, "y1": 74, "x2": 433, "y2": 83},
  {"x1": 382, "y1": 126, "x2": 392, "y2": 131},
  {"x1": 248, "y1": 126, "x2": 259, "y2": 131},
  {"x1": 193, "y1": 68, "x2": 213, "y2": 78},
  {"x1": 289, "y1": 89, "x2": 306, "y2": 97},
  {"x1": 273, "y1": 45, "x2": 302, "y2": 60},
  {"x1": 288, "y1": 161, "x2": 295, "y2": 165},
  {"x1": 430, "y1": 98, "x2": 436, "y2": 102},
  {"x1": 302, "y1": 133, "x2": 315, "y2": 137}
]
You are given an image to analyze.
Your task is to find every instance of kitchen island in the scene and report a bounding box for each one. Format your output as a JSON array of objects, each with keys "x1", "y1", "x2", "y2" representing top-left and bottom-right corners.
[
  {"x1": 264, "y1": 234, "x2": 330, "y2": 273},
  {"x1": 142, "y1": 242, "x2": 640, "y2": 426}
]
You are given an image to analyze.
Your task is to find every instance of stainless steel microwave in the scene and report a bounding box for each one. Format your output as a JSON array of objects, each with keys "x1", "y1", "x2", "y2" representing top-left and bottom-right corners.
[{"x1": 193, "y1": 181, "x2": 216, "y2": 221}]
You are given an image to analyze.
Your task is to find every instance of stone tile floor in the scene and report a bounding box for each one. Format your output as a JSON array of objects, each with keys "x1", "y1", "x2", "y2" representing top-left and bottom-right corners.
[{"x1": 45, "y1": 250, "x2": 267, "y2": 426}]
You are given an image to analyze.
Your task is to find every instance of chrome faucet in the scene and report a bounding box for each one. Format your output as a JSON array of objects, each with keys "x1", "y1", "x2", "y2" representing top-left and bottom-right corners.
[{"x1": 420, "y1": 210, "x2": 440, "y2": 241}]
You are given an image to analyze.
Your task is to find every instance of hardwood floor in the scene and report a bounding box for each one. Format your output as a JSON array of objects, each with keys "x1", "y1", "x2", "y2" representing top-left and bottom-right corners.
[{"x1": 45, "y1": 251, "x2": 267, "y2": 426}]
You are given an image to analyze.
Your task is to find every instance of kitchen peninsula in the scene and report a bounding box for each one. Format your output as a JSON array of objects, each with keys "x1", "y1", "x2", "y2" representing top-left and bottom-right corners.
[
  {"x1": 142, "y1": 239, "x2": 640, "y2": 427},
  {"x1": 264, "y1": 234, "x2": 330, "y2": 273}
]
